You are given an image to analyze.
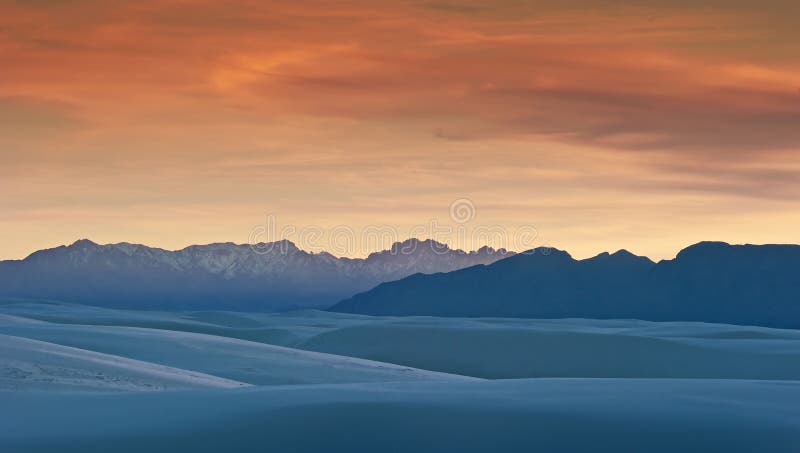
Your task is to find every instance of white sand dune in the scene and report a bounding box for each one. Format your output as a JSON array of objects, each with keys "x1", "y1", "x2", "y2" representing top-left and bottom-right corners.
[
  {"x1": 0, "y1": 313, "x2": 49, "y2": 325},
  {"x1": 5, "y1": 300, "x2": 800, "y2": 381},
  {"x1": 299, "y1": 321, "x2": 800, "y2": 379},
  {"x1": 0, "y1": 334, "x2": 248, "y2": 391},
  {"x1": 2, "y1": 300, "x2": 800, "y2": 452},
  {"x1": 0, "y1": 322, "x2": 476, "y2": 386}
]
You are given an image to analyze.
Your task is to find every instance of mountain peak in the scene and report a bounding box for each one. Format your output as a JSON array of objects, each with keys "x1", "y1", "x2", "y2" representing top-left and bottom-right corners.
[
  {"x1": 524, "y1": 246, "x2": 572, "y2": 259},
  {"x1": 589, "y1": 249, "x2": 637, "y2": 259},
  {"x1": 240, "y1": 239, "x2": 300, "y2": 255},
  {"x1": 386, "y1": 238, "x2": 450, "y2": 255},
  {"x1": 675, "y1": 241, "x2": 732, "y2": 260},
  {"x1": 70, "y1": 238, "x2": 99, "y2": 248},
  {"x1": 584, "y1": 249, "x2": 654, "y2": 268},
  {"x1": 475, "y1": 245, "x2": 511, "y2": 256}
]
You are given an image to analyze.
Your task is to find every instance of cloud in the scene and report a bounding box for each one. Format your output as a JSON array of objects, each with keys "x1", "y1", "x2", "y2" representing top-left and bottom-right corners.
[
  {"x1": 3, "y1": 0, "x2": 798, "y2": 157},
  {"x1": 0, "y1": 96, "x2": 80, "y2": 136}
]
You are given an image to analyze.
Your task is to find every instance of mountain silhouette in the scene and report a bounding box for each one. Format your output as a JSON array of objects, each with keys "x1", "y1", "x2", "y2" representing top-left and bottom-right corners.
[
  {"x1": 330, "y1": 242, "x2": 800, "y2": 329},
  {"x1": 0, "y1": 238, "x2": 512, "y2": 310}
]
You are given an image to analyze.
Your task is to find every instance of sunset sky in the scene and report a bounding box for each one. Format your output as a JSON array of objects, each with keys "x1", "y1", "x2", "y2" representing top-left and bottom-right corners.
[{"x1": 2, "y1": 0, "x2": 800, "y2": 260}]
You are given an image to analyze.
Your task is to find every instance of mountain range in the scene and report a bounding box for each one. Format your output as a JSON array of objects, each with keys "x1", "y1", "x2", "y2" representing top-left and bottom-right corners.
[
  {"x1": 0, "y1": 238, "x2": 511, "y2": 310},
  {"x1": 3, "y1": 239, "x2": 799, "y2": 329},
  {"x1": 331, "y1": 242, "x2": 800, "y2": 329}
]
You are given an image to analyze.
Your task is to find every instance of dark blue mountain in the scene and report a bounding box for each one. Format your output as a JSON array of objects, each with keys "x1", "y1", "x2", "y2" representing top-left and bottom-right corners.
[{"x1": 330, "y1": 242, "x2": 800, "y2": 329}]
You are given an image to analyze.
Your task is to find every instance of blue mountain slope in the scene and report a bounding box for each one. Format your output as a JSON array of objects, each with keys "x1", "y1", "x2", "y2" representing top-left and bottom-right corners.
[{"x1": 331, "y1": 242, "x2": 800, "y2": 329}]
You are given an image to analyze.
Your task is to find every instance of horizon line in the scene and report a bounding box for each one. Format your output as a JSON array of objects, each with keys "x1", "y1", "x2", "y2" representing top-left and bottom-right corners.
[{"x1": 4, "y1": 237, "x2": 796, "y2": 264}]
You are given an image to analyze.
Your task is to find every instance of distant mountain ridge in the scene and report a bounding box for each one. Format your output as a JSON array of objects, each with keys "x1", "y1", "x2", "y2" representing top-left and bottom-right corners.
[
  {"x1": 0, "y1": 238, "x2": 512, "y2": 310},
  {"x1": 331, "y1": 242, "x2": 800, "y2": 329}
]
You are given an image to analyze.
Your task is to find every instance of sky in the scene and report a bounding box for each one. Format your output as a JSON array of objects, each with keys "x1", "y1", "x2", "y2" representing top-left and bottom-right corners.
[{"x1": 2, "y1": 0, "x2": 800, "y2": 260}]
